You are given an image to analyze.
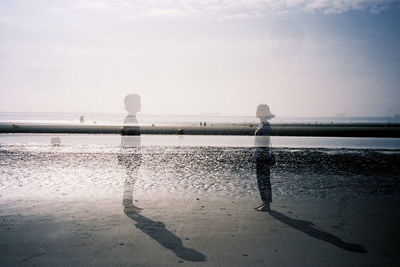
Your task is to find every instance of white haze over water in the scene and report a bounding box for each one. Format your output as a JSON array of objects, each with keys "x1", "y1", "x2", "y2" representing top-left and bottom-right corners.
[
  {"x1": 0, "y1": 0, "x2": 399, "y2": 117},
  {"x1": 1, "y1": 111, "x2": 400, "y2": 149},
  {"x1": 2, "y1": 134, "x2": 400, "y2": 149}
]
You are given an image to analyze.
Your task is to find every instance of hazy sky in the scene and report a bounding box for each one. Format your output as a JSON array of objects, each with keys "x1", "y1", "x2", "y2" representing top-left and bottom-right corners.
[{"x1": 0, "y1": 0, "x2": 399, "y2": 117}]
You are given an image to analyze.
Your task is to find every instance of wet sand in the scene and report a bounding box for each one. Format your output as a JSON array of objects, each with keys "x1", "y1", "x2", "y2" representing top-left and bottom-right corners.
[
  {"x1": 1, "y1": 194, "x2": 399, "y2": 266},
  {"x1": 1, "y1": 145, "x2": 400, "y2": 266}
]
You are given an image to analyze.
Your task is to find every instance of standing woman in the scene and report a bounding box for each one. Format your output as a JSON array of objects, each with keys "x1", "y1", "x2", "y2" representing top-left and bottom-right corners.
[
  {"x1": 120, "y1": 94, "x2": 142, "y2": 213},
  {"x1": 254, "y1": 104, "x2": 275, "y2": 212}
]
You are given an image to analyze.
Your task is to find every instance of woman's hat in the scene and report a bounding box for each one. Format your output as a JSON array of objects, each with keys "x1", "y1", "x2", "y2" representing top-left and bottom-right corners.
[{"x1": 256, "y1": 104, "x2": 274, "y2": 119}]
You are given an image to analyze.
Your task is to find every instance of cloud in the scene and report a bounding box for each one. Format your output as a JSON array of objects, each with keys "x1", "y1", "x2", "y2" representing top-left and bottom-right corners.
[
  {"x1": 67, "y1": 0, "x2": 396, "y2": 18},
  {"x1": 71, "y1": 0, "x2": 134, "y2": 11},
  {"x1": 301, "y1": 0, "x2": 393, "y2": 14},
  {"x1": 140, "y1": 8, "x2": 197, "y2": 18}
]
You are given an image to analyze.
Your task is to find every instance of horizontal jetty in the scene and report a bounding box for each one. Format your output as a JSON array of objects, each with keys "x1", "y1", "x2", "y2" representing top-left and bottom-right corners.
[{"x1": 0, "y1": 122, "x2": 399, "y2": 138}]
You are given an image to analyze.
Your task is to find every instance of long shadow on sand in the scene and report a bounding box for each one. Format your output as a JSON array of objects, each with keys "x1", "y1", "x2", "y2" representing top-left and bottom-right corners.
[
  {"x1": 124, "y1": 210, "x2": 207, "y2": 262},
  {"x1": 269, "y1": 210, "x2": 367, "y2": 253}
]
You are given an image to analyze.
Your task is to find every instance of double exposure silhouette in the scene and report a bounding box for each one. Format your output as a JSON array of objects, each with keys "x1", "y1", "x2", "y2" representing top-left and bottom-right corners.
[
  {"x1": 120, "y1": 94, "x2": 142, "y2": 213},
  {"x1": 119, "y1": 94, "x2": 206, "y2": 262}
]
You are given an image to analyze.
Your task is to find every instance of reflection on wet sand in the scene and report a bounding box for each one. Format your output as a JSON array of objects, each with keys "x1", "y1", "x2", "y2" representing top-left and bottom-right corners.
[{"x1": 121, "y1": 145, "x2": 143, "y2": 213}]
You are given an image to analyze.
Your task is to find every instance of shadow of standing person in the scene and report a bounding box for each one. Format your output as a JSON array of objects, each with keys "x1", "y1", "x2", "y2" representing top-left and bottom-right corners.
[
  {"x1": 254, "y1": 104, "x2": 276, "y2": 212},
  {"x1": 269, "y1": 210, "x2": 367, "y2": 253},
  {"x1": 124, "y1": 210, "x2": 207, "y2": 262}
]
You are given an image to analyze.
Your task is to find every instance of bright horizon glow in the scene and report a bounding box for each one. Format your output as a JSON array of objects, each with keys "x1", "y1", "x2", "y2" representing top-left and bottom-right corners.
[{"x1": 0, "y1": 0, "x2": 399, "y2": 117}]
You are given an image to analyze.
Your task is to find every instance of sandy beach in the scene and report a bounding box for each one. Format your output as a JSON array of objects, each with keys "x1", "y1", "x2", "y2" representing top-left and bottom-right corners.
[
  {"x1": 1, "y1": 144, "x2": 400, "y2": 266},
  {"x1": 1, "y1": 193, "x2": 399, "y2": 266}
]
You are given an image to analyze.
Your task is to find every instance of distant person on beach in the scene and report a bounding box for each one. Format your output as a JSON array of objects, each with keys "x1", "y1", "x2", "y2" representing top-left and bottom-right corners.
[
  {"x1": 254, "y1": 104, "x2": 275, "y2": 212},
  {"x1": 120, "y1": 94, "x2": 142, "y2": 213}
]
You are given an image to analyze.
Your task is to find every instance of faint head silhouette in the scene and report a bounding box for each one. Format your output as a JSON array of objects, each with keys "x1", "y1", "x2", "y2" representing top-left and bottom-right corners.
[
  {"x1": 124, "y1": 94, "x2": 141, "y2": 115},
  {"x1": 256, "y1": 104, "x2": 274, "y2": 122}
]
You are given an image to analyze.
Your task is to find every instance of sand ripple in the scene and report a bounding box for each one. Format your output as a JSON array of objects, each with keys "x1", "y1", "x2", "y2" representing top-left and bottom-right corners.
[{"x1": 1, "y1": 144, "x2": 399, "y2": 200}]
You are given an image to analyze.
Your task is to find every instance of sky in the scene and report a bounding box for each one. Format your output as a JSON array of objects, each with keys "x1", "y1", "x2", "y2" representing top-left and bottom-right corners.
[{"x1": 0, "y1": 0, "x2": 399, "y2": 117}]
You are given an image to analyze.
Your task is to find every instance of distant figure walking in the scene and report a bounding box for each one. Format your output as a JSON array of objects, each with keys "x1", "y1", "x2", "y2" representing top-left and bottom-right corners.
[
  {"x1": 254, "y1": 104, "x2": 275, "y2": 212},
  {"x1": 120, "y1": 94, "x2": 142, "y2": 213},
  {"x1": 80, "y1": 115, "x2": 84, "y2": 123}
]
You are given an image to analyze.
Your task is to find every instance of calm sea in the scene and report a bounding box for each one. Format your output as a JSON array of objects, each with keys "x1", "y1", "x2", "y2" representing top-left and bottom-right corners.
[
  {"x1": 1, "y1": 112, "x2": 399, "y2": 200},
  {"x1": 0, "y1": 112, "x2": 399, "y2": 149}
]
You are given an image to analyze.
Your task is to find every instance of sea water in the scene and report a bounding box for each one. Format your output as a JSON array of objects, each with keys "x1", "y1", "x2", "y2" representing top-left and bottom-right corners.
[
  {"x1": 1, "y1": 111, "x2": 400, "y2": 149},
  {"x1": 1, "y1": 112, "x2": 399, "y2": 202}
]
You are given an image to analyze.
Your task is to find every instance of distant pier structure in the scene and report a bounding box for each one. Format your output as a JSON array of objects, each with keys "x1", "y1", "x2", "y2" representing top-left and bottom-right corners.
[{"x1": 1, "y1": 122, "x2": 400, "y2": 138}]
